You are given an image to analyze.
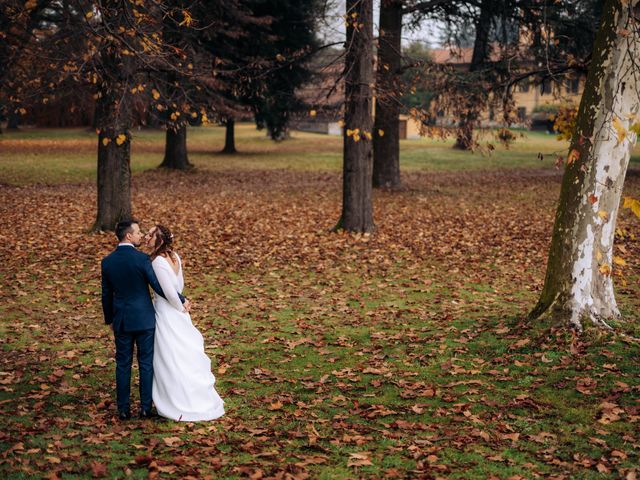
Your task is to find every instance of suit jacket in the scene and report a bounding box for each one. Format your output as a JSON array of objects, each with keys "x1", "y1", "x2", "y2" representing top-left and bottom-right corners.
[{"x1": 101, "y1": 245, "x2": 183, "y2": 332}]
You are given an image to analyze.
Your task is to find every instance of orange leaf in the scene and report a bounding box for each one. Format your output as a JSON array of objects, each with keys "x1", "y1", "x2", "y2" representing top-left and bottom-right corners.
[{"x1": 567, "y1": 148, "x2": 580, "y2": 164}]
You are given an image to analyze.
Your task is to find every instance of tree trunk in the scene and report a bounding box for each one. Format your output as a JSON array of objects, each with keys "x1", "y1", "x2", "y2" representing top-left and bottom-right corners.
[
  {"x1": 160, "y1": 125, "x2": 192, "y2": 169},
  {"x1": 7, "y1": 109, "x2": 20, "y2": 130},
  {"x1": 222, "y1": 117, "x2": 237, "y2": 154},
  {"x1": 373, "y1": 0, "x2": 402, "y2": 190},
  {"x1": 454, "y1": 0, "x2": 492, "y2": 150},
  {"x1": 337, "y1": 0, "x2": 375, "y2": 233},
  {"x1": 92, "y1": 90, "x2": 132, "y2": 232},
  {"x1": 530, "y1": 0, "x2": 640, "y2": 330}
]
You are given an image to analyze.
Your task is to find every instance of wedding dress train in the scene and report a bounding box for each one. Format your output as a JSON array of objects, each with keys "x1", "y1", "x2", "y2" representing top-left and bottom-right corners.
[{"x1": 151, "y1": 254, "x2": 224, "y2": 421}]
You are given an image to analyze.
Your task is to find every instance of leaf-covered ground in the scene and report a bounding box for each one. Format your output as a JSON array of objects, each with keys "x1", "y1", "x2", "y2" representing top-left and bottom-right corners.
[{"x1": 1, "y1": 127, "x2": 639, "y2": 479}]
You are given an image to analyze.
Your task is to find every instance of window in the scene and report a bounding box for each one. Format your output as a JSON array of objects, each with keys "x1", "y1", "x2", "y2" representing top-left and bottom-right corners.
[
  {"x1": 519, "y1": 81, "x2": 529, "y2": 93},
  {"x1": 564, "y1": 78, "x2": 580, "y2": 94},
  {"x1": 517, "y1": 107, "x2": 527, "y2": 121},
  {"x1": 541, "y1": 79, "x2": 552, "y2": 95},
  {"x1": 570, "y1": 78, "x2": 580, "y2": 94}
]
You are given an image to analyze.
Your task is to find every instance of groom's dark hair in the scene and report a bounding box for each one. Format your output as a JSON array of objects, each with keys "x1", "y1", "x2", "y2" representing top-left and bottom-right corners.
[{"x1": 115, "y1": 220, "x2": 139, "y2": 241}]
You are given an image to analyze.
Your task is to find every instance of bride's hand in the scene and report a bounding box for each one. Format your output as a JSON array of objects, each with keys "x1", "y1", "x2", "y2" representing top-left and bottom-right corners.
[{"x1": 183, "y1": 299, "x2": 192, "y2": 313}]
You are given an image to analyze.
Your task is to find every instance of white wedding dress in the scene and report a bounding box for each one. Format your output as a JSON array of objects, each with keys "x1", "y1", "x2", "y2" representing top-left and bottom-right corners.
[{"x1": 151, "y1": 254, "x2": 224, "y2": 421}]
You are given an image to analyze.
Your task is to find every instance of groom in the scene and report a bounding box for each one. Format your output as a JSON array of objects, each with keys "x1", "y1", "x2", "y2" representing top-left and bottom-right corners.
[{"x1": 101, "y1": 220, "x2": 189, "y2": 420}]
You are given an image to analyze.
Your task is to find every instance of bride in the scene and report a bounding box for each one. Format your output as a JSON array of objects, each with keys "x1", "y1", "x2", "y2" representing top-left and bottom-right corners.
[{"x1": 144, "y1": 224, "x2": 224, "y2": 421}]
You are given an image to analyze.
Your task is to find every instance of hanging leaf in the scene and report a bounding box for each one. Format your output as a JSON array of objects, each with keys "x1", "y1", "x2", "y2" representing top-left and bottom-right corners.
[
  {"x1": 623, "y1": 197, "x2": 640, "y2": 219},
  {"x1": 599, "y1": 264, "x2": 611, "y2": 276},
  {"x1": 612, "y1": 116, "x2": 627, "y2": 144},
  {"x1": 567, "y1": 149, "x2": 580, "y2": 165},
  {"x1": 613, "y1": 256, "x2": 626, "y2": 266}
]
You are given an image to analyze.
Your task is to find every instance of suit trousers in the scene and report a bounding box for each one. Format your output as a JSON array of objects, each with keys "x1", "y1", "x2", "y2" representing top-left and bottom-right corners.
[{"x1": 114, "y1": 329, "x2": 155, "y2": 413}]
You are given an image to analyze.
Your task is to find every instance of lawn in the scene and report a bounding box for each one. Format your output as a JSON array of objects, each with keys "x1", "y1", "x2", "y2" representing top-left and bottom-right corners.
[
  {"x1": 0, "y1": 125, "x2": 639, "y2": 479},
  {"x1": 1, "y1": 123, "x2": 639, "y2": 185}
]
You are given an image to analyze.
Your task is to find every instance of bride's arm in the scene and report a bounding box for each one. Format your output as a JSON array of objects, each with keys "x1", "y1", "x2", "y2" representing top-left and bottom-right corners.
[
  {"x1": 144, "y1": 256, "x2": 187, "y2": 305},
  {"x1": 153, "y1": 260, "x2": 186, "y2": 312}
]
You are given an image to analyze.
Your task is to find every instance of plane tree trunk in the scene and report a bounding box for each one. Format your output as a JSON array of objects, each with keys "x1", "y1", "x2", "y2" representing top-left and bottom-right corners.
[{"x1": 530, "y1": 0, "x2": 640, "y2": 330}]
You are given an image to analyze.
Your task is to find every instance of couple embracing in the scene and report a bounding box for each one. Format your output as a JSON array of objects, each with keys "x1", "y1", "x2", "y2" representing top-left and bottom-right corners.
[{"x1": 101, "y1": 220, "x2": 224, "y2": 422}]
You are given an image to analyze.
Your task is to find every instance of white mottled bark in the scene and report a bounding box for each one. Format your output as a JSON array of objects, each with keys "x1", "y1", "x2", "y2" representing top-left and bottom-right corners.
[{"x1": 532, "y1": 0, "x2": 640, "y2": 330}]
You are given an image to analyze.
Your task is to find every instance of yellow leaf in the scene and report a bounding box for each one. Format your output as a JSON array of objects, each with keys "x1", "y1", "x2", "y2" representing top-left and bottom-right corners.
[
  {"x1": 596, "y1": 249, "x2": 603, "y2": 262},
  {"x1": 178, "y1": 10, "x2": 193, "y2": 27},
  {"x1": 363, "y1": 131, "x2": 372, "y2": 140},
  {"x1": 598, "y1": 210, "x2": 609, "y2": 221},
  {"x1": 152, "y1": 89, "x2": 160, "y2": 100},
  {"x1": 599, "y1": 264, "x2": 611, "y2": 276},
  {"x1": 337, "y1": 120, "x2": 345, "y2": 128},
  {"x1": 309, "y1": 110, "x2": 317, "y2": 117},
  {"x1": 613, "y1": 256, "x2": 626, "y2": 266},
  {"x1": 102, "y1": 137, "x2": 110, "y2": 146},
  {"x1": 630, "y1": 122, "x2": 640, "y2": 135},
  {"x1": 85, "y1": 11, "x2": 94, "y2": 19},
  {"x1": 623, "y1": 197, "x2": 640, "y2": 219},
  {"x1": 115, "y1": 134, "x2": 126, "y2": 146},
  {"x1": 378, "y1": 129, "x2": 384, "y2": 137},
  {"x1": 353, "y1": 134, "x2": 361, "y2": 142},
  {"x1": 612, "y1": 116, "x2": 627, "y2": 144}
]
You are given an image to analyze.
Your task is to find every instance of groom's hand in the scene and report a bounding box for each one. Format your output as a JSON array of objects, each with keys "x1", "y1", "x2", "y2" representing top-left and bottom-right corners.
[{"x1": 183, "y1": 299, "x2": 192, "y2": 313}]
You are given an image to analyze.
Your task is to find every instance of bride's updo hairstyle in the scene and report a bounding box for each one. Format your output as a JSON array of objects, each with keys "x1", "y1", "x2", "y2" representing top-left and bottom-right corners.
[{"x1": 150, "y1": 224, "x2": 175, "y2": 261}]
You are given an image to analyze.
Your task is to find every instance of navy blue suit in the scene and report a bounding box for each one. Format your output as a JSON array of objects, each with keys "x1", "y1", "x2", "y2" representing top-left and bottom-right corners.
[{"x1": 101, "y1": 244, "x2": 184, "y2": 414}]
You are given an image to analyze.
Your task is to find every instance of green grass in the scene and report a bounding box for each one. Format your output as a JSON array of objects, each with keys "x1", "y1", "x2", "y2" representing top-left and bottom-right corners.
[
  {"x1": 0, "y1": 128, "x2": 639, "y2": 478},
  {"x1": 2, "y1": 124, "x2": 639, "y2": 185}
]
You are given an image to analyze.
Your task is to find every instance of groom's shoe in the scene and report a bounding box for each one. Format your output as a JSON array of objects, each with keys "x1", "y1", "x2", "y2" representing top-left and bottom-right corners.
[
  {"x1": 139, "y1": 408, "x2": 158, "y2": 420},
  {"x1": 118, "y1": 410, "x2": 131, "y2": 421}
]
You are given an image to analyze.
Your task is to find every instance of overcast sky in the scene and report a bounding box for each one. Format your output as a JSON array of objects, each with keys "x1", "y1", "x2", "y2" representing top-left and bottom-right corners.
[{"x1": 318, "y1": 0, "x2": 443, "y2": 49}]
